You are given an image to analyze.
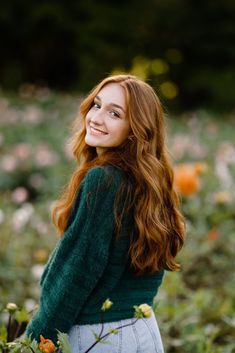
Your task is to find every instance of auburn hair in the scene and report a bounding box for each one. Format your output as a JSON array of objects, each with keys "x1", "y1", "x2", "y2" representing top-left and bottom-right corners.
[{"x1": 52, "y1": 74, "x2": 186, "y2": 275}]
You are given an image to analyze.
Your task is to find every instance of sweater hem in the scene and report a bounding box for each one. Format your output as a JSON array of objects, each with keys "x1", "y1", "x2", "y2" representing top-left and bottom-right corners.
[{"x1": 74, "y1": 310, "x2": 138, "y2": 325}]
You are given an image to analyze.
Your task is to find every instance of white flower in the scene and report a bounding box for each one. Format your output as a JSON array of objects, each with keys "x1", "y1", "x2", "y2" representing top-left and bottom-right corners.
[
  {"x1": 11, "y1": 203, "x2": 34, "y2": 232},
  {"x1": 35, "y1": 143, "x2": 59, "y2": 166},
  {"x1": 23, "y1": 106, "x2": 43, "y2": 124},
  {"x1": 30, "y1": 215, "x2": 49, "y2": 235},
  {"x1": 11, "y1": 187, "x2": 29, "y2": 204},
  {"x1": 31, "y1": 264, "x2": 45, "y2": 280},
  {"x1": 0, "y1": 209, "x2": 5, "y2": 224},
  {"x1": 1, "y1": 155, "x2": 18, "y2": 172},
  {"x1": 28, "y1": 173, "x2": 44, "y2": 189},
  {"x1": 0, "y1": 133, "x2": 4, "y2": 147},
  {"x1": 24, "y1": 298, "x2": 37, "y2": 312},
  {"x1": 13, "y1": 143, "x2": 31, "y2": 160}
]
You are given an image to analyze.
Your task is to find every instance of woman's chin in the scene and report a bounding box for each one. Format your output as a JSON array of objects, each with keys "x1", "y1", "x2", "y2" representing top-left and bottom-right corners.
[{"x1": 85, "y1": 135, "x2": 94, "y2": 146}]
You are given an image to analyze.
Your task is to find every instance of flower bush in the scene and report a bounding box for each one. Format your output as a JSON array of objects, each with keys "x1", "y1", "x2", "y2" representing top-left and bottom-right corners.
[{"x1": 0, "y1": 93, "x2": 235, "y2": 352}]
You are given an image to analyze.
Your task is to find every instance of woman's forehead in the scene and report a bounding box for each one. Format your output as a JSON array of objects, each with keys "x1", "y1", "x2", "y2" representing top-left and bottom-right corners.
[{"x1": 97, "y1": 83, "x2": 126, "y2": 106}]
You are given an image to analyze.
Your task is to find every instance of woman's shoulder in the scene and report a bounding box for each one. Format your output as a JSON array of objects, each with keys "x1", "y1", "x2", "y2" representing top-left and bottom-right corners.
[{"x1": 85, "y1": 165, "x2": 125, "y2": 184}]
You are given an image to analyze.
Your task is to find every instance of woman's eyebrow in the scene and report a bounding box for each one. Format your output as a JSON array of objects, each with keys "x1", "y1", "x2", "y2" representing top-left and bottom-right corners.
[{"x1": 96, "y1": 95, "x2": 126, "y2": 113}]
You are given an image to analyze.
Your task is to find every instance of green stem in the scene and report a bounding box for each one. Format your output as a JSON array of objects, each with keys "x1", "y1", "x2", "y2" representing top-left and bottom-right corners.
[
  {"x1": 13, "y1": 322, "x2": 22, "y2": 340},
  {"x1": 97, "y1": 311, "x2": 104, "y2": 341},
  {"x1": 28, "y1": 346, "x2": 36, "y2": 353},
  {"x1": 83, "y1": 318, "x2": 139, "y2": 353},
  {"x1": 6, "y1": 314, "x2": 12, "y2": 342}
]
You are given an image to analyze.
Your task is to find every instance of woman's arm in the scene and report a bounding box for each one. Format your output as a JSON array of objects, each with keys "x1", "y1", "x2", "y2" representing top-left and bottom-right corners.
[{"x1": 26, "y1": 166, "x2": 123, "y2": 343}]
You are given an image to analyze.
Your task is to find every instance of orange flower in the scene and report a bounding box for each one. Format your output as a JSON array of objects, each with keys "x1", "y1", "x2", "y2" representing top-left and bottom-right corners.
[
  {"x1": 39, "y1": 335, "x2": 56, "y2": 353},
  {"x1": 173, "y1": 162, "x2": 208, "y2": 196},
  {"x1": 207, "y1": 228, "x2": 219, "y2": 241},
  {"x1": 34, "y1": 249, "x2": 48, "y2": 263},
  {"x1": 174, "y1": 164, "x2": 200, "y2": 196},
  {"x1": 194, "y1": 162, "x2": 208, "y2": 174}
]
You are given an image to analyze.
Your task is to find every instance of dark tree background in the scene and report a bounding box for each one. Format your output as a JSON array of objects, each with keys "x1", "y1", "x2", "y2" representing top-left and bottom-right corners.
[{"x1": 1, "y1": 0, "x2": 235, "y2": 111}]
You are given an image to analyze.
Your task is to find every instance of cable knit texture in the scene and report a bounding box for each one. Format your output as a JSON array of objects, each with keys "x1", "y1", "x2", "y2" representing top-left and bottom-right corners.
[{"x1": 26, "y1": 166, "x2": 164, "y2": 343}]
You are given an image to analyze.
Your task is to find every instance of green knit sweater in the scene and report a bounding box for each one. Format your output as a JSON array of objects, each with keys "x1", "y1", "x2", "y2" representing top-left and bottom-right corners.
[{"x1": 26, "y1": 166, "x2": 164, "y2": 343}]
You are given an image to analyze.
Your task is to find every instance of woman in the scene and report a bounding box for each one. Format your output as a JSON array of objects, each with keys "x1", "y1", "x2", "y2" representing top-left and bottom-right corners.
[{"x1": 26, "y1": 74, "x2": 185, "y2": 352}]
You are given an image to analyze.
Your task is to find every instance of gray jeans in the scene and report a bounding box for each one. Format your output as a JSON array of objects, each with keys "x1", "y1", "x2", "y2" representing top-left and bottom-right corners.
[{"x1": 68, "y1": 311, "x2": 164, "y2": 353}]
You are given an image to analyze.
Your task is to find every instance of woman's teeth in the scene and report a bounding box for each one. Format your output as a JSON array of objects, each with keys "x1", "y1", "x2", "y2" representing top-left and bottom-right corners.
[{"x1": 90, "y1": 126, "x2": 107, "y2": 135}]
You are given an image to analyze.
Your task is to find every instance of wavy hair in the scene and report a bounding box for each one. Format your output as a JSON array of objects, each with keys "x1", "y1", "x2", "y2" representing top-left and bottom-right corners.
[{"x1": 52, "y1": 74, "x2": 185, "y2": 274}]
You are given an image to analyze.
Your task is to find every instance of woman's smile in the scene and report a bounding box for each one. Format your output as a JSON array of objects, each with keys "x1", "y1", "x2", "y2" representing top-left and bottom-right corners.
[{"x1": 89, "y1": 125, "x2": 108, "y2": 135}]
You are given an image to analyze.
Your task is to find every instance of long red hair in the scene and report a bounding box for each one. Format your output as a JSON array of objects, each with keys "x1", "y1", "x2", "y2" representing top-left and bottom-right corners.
[{"x1": 52, "y1": 74, "x2": 185, "y2": 274}]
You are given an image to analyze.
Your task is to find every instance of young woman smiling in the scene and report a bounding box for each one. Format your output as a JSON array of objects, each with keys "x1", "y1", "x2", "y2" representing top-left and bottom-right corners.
[{"x1": 26, "y1": 74, "x2": 185, "y2": 353}]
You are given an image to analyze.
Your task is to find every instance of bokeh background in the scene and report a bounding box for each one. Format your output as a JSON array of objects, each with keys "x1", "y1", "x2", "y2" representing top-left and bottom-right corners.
[{"x1": 0, "y1": 1, "x2": 235, "y2": 352}]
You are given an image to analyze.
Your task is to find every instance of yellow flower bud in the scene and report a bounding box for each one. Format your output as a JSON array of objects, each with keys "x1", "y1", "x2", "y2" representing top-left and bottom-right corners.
[
  {"x1": 6, "y1": 303, "x2": 18, "y2": 313},
  {"x1": 138, "y1": 304, "x2": 152, "y2": 318},
  {"x1": 214, "y1": 191, "x2": 231, "y2": 204},
  {"x1": 101, "y1": 298, "x2": 113, "y2": 311}
]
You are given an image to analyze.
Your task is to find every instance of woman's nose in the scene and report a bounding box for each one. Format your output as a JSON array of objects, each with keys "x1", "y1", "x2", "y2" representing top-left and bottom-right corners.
[{"x1": 90, "y1": 109, "x2": 103, "y2": 125}]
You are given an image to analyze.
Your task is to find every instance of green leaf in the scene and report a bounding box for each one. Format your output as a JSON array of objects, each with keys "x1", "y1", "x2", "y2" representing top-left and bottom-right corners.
[
  {"x1": 19, "y1": 336, "x2": 41, "y2": 353},
  {"x1": 30, "y1": 339, "x2": 42, "y2": 353},
  {"x1": 0, "y1": 324, "x2": 7, "y2": 343},
  {"x1": 98, "y1": 339, "x2": 112, "y2": 346},
  {"x1": 19, "y1": 334, "x2": 32, "y2": 346},
  {"x1": 91, "y1": 330, "x2": 102, "y2": 342},
  {"x1": 15, "y1": 308, "x2": 30, "y2": 324},
  {"x1": 108, "y1": 328, "x2": 119, "y2": 335},
  {"x1": 133, "y1": 305, "x2": 144, "y2": 319},
  {"x1": 6, "y1": 341, "x2": 22, "y2": 353},
  {"x1": 11, "y1": 346, "x2": 22, "y2": 353},
  {"x1": 57, "y1": 331, "x2": 72, "y2": 353}
]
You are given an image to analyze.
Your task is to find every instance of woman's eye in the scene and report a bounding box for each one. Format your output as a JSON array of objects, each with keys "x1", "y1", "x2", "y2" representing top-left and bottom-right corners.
[
  {"x1": 110, "y1": 111, "x2": 120, "y2": 118},
  {"x1": 93, "y1": 102, "x2": 100, "y2": 109}
]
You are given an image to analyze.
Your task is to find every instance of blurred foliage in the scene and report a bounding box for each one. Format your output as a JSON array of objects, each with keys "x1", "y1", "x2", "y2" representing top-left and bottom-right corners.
[
  {"x1": 0, "y1": 92, "x2": 235, "y2": 352},
  {"x1": 1, "y1": 0, "x2": 235, "y2": 111}
]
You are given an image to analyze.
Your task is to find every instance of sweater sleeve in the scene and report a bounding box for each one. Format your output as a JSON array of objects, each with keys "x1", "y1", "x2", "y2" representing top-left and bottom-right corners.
[{"x1": 26, "y1": 166, "x2": 123, "y2": 343}]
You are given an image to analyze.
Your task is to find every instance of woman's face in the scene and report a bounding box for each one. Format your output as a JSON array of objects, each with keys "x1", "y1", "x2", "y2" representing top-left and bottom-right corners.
[{"x1": 85, "y1": 83, "x2": 131, "y2": 155}]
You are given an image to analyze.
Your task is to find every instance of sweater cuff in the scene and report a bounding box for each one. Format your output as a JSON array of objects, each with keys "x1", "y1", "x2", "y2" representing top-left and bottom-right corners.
[{"x1": 25, "y1": 309, "x2": 58, "y2": 344}]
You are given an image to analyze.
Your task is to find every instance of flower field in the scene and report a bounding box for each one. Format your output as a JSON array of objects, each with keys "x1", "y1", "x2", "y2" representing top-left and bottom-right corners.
[{"x1": 0, "y1": 88, "x2": 235, "y2": 352}]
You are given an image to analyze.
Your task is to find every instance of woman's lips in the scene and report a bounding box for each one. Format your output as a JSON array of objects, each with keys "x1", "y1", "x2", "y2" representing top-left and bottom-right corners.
[{"x1": 90, "y1": 126, "x2": 108, "y2": 135}]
